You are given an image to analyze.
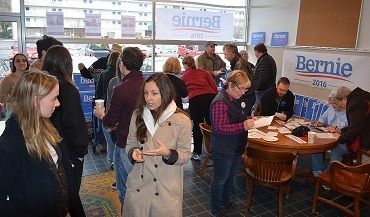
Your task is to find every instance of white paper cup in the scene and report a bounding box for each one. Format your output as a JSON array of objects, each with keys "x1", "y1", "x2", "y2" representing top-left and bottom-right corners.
[
  {"x1": 308, "y1": 132, "x2": 316, "y2": 143},
  {"x1": 95, "y1": 99, "x2": 105, "y2": 109}
]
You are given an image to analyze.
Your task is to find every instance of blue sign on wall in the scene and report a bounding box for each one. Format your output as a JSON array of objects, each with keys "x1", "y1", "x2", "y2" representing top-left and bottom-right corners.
[
  {"x1": 270, "y1": 32, "x2": 289, "y2": 46},
  {"x1": 251, "y1": 32, "x2": 266, "y2": 45},
  {"x1": 304, "y1": 98, "x2": 319, "y2": 120},
  {"x1": 79, "y1": 90, "x2": 95, "y2": 121},
  {"x1": 293, "y1": 94, "x2": 304, "y2": 117},
  {"x1": 73, "y1": 73, "x2": 95, "y2": 91}
]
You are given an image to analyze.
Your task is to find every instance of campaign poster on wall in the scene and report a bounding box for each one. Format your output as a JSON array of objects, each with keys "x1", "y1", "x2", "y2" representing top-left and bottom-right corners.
[
  {"x1": 270, "y1": 32, "x2": 289, "y2": 46},
  {"x1": 121, "y1": 16, "x2": 136, "y2": 38},
  {"x1": 85, "y1": 14, "x2": 101, "y2": 38},
  {"x1": 46, "y1": 12, "x2": 64, "y2": 36},
  {"x1": 283, "y1": 50, "x2": 370, "y2": 92},
  {"x1": 156, "y1": 8, "x2": 233, "y2": 41},
  {"x1": 250, "y1": 32, "x2": 265, "y2": 45}
]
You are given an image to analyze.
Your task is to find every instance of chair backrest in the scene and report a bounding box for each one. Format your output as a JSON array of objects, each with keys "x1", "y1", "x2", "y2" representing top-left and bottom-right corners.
[
  {"x1": 199, "y1": 123, "x2": 211, "y2": 155},
  {"x1": 244, "y1": 146, "x2": 298, "y2": 183},
  {"x1": 331, "y1": 150, "x2": 370, "y2": 194}
]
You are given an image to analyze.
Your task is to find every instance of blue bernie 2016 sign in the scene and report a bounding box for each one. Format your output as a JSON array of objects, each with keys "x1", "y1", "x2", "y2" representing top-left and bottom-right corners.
[
  {"x1": 251, "y1": 32, "x2": 266, "y2": 45},
  {"x1": 271, "y1": 32, "x2": 289, "y2": 46}
]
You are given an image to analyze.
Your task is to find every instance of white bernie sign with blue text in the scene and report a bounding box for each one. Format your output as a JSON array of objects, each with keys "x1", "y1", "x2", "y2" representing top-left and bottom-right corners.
[
  {"x1": 282, "y1": 50, "x2": 370, "y2": 92},
  {"x1": 156, "y1": 8, "x2": 233, "y2": 41}
]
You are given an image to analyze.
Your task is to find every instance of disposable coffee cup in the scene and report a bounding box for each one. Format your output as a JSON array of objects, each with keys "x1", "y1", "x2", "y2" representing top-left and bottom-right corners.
[
  {"x1": 95, "y1": 99, "x2": 105, "y2": 109},
  {"x1": 307, "y1": 132, "x2": 316, "y2": 143}
]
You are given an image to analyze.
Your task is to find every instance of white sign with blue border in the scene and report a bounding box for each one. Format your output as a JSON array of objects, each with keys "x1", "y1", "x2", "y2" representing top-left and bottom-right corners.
[{"x1": 283, "y1": 50, "x2": 370, "y2": 92}]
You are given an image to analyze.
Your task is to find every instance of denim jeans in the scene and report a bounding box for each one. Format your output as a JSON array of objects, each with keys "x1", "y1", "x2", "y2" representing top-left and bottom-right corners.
[
  {"x1": 113, "y1": 146, "x2": 133, "y2": 204},
  {"x1": 329, "y1": 143, "x2": 348, "y2": 166},
  {"x1": 102, "y1": 126, "x2": 114, "y2": 164},
  {"x1": 210, "y1": 151, "x2": 241, "y2": 213},
  {"x1": 311, "y1": 153, "x2": 325, "y2": 172},
  {"x1": 311, "y1": 143, "x2": 348, "y2": 172}
]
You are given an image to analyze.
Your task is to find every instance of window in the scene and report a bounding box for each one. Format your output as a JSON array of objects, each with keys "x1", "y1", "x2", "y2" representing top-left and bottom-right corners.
[
  {"x1": 144, "y1": 22, "x2": 147, "y2": 25},
  {"x1": 112, "y1": 11, "x2": 116, "y2": 14},
  {"x1": 112, "y1": 21, "x2": 116, "y2": 24},
  {"x1": 64, "y1": 30, "x2": 72, "y2": 37},
  {"x1": 89, "y1": 0, "x2": 92, "y2": 3},
  {"x1": 83, "y1": 0, "x2": 87, "y2": 2},
  {"x1": 107, "y1": 32, "x2": 115, "y2": 37},
  {"x1": 112, "y1": 2, "x2": 116, "y2": 5},
  {"x1": 139, "y1": 22, "x2": 142, "y2": 25},
  {"x1": 52, "y1": 8, "x2": 56, "y2": 11},
  {"x1": 83, "y1": 9, "x2": 87, "y2": 13},
  {"x1": 118, "y1": 2, "x2": 121, "y2": 5},
  {"x1": 117, "y1": 12, "x2": 121, "y2": 15},
  {"x1": 139, "y1": 4, "x2": 142, "y2": 7},
  {"x1": 118, "y1": 21, "x2": 121, "y2": 24},
  {"x1": 139, "y1": 13, "x2": 142, "y2": 16},
  {"x1": 58, "y1": 9, "x2": 62, "y2": 12},
  {"x1": 26, "y1": 17, "x2": 30, "y2": 22},
  {"x1": 144, "y1": 13, "x2": 147, "y2": 16},
  {"x1": 89, "y1": 10, "x2": 92, "y2": 13}
]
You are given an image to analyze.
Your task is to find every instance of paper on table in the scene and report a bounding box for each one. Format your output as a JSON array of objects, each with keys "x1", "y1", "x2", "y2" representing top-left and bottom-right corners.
[
  {"x1": 315, "y1": 133, "x2": 335, "y2": 139},
  {"x1": 278, "y1": 127, "x2": 291, "y2": 134},
  {"x1": 267, "y1": 126, "x2": 277, "y2": 130},
  {"x1": 285, "y1": 135, "x2": 307, "y2": 144},
  {"x1": 253, "y1": 116, "x2": 274, "y2": 129},
  {"x1": 248, "y1": 129, "x2": 267, "y2": 136},
  {"x1": 266, "y1": 131, "x2": 278, "y2": 137}
]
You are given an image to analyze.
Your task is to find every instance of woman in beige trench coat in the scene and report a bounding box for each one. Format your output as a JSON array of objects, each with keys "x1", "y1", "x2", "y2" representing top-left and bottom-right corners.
[{"x1": 124, "y1": 73, "x2": 192, "y2": 217}]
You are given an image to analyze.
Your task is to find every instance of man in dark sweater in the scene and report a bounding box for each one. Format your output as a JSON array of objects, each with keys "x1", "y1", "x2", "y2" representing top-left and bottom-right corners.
[
  {"x1": 93, "y1": 47, "x2": 145, "y2": 206},
  {"x1": 256, "y1": 77, "x2": 294, "y2": 121},
  {"x1": 253, "y1": 43, "x2": 277, "y2": 105}
]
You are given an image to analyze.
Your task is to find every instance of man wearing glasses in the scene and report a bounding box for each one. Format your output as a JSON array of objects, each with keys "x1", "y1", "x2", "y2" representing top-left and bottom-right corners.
[{"x1": 255, "y1": 77, "x2": 294, "y2": 121}]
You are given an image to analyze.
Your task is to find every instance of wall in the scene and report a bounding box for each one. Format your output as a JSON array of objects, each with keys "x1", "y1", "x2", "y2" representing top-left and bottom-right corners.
[{"x1": 247, "y1": 0, "x2": 370, "y2": 100}]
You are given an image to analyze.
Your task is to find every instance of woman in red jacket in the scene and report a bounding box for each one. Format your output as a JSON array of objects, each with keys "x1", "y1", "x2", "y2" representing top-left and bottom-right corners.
[{"x1": 181, "y1": 56, "x2": 217, "y2": 160}]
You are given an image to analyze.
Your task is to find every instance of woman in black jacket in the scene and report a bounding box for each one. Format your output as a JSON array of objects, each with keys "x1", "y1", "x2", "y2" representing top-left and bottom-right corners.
[
  {"x1": 42, "y1": 46, "x2": 90, "y2": 190},
  {"x1": 0, "y1": 71, "x2": 85, "y2": 217}
]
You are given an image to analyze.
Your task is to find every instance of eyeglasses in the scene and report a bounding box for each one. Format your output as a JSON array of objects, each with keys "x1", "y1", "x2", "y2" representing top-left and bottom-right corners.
[{"x1": 236, "y1": 84, "x2": 249, "y2": 91}]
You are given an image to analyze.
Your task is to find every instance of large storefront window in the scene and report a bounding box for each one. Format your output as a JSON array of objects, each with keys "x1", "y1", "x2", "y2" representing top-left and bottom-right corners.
[{"x1": 0, "y1": 0, "x2": 20, "y2": 13}]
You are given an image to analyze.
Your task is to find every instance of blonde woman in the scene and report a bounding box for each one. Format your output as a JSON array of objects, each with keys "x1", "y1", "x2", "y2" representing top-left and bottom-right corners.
[
  {"x1": 209, "y1": 70, "x2": 255, "y2": 215},
  {"x1": 162, "y1": 57, "x2": 188, "y2": 109},
  {"x1": 0, "y1": 71, "x2": 85, "y2": 217}
]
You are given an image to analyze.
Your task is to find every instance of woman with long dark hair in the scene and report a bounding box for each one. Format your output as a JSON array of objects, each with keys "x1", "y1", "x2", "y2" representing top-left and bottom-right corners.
[
  {"x1": 124, "y1": 73, "x2": 192, "y2": 216},
  {"x1": 42, "y1": 45, "x2": 89, "y2": 190},
  {"x1": 0, "y1": 53, "x2": 30, "y2": 118}
]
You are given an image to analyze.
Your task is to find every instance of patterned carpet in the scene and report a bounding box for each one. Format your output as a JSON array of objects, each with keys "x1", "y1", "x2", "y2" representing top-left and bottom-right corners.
[{"x1": 80, "y1": 172, "x2": 121, "y2": 217}]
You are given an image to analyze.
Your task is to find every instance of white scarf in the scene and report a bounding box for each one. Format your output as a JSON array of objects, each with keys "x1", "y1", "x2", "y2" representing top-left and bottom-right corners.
[{"x1": 143, "y1": 100, "x2": 177, "y2": 137}]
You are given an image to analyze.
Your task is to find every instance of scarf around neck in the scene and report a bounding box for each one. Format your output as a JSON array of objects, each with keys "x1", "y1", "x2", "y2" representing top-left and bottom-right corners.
[{"x1": 143, "y1": 100, "x2": 177, "y2": 137}]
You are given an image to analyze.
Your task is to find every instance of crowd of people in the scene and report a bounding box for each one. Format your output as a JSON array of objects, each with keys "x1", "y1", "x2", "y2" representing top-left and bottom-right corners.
[{"x1": 0, "y1": 35, "x2": 369, "y2": 217}]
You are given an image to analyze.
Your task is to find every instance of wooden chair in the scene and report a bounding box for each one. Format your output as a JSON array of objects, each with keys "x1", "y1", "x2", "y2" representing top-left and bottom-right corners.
[
  {"x1": 312, "y1": 150, "x2": 370, "y2": 217},
  {"x1": 243, "y1": 146, "x2": 298, "y2": 217},
  {"x1": 198, "y1": 123, "x2": 213, "y2": 177}
]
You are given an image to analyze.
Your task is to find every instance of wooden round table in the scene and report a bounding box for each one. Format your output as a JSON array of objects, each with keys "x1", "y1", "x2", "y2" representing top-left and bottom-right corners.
[
  {"x1": 248, "y1": 122, "x2": 338, "y2": 154},
  {"x1": 246, "y1": 119, "x2": 338, "y2": 180}
]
